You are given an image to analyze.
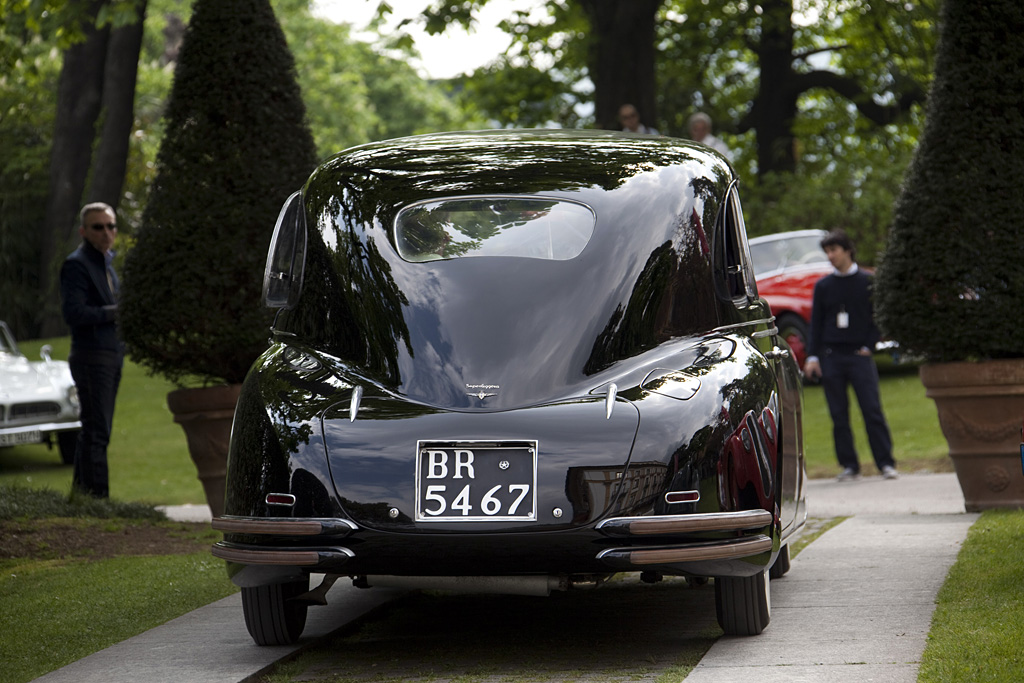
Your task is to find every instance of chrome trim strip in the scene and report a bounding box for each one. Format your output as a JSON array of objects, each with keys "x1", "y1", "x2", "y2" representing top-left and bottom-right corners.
[
  {"x1": 605, "y1": 383, "x2": 618, "y2": 420},
  {"x1": 211, "y1": 544, "x2": 354, "y2": 566},
  {"x1": 349, "y1": 385, "x2": 364, "y2": 422},
  {"x1": 712, "y1": 317, "x2": 775, "y2": 334},
  {"x1": 596, "y1": 509, "x2": 772, "y2": 536},
  {"x1": 596, "y1": 535, "x2": 773, "y2": 565},
  {"x1": 212, "y1": 516, "x2": 359, "y2": 536},
  {"x1": 0, "y1": 421, "x2": 81, "y2": 436}
]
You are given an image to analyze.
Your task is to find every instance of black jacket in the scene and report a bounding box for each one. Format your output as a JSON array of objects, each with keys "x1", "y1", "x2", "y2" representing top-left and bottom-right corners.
[
  {"x1": 60, "y1": 242, "x2": 123, "y2": 362},
  {"x1": 807, "y1": 268, "x2": 880, "y2": 357}
]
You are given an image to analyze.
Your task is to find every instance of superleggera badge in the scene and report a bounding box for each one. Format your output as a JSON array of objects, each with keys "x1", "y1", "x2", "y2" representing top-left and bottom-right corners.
[{"x1": 466, "y1": 383, "x2": 499, "y2": 400}]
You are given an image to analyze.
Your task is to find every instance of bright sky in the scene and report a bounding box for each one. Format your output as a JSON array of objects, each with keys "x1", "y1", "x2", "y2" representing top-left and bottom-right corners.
[{"x1": 312, "y1": 0, "x2": 544, "y2": 79}]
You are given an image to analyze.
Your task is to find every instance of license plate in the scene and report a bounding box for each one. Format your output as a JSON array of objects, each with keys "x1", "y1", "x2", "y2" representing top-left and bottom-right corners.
[
  {"x1": 0, "y1": 430, "x2": 42, "y2": 447},
  {"x1": 415, "y1": 441, "x2": 537, "y2": 521}
]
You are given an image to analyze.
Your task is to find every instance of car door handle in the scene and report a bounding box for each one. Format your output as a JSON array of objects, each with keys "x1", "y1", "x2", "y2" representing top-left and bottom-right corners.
[{"x1": 765, "y1": 346, "x2": 790, "y2": 360}]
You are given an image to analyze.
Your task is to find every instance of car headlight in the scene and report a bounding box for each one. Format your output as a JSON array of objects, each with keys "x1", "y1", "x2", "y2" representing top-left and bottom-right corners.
[{"x1": 67, "y1": 385, "x2": 80, "y2": 411}]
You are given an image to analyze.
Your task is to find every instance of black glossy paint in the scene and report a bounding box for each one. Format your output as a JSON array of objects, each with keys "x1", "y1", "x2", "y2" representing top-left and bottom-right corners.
[{"x1": 222, "y1": 130, "x2": 805, "y2": 582}]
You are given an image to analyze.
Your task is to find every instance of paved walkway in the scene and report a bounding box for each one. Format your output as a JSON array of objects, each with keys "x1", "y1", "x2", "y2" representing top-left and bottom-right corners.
[
  {"x1": 34, "y1": 473, "x2": 975, "y2": 683},
  {"x1": 685, "y1": 472, "x2": 976, "y2": 683}
]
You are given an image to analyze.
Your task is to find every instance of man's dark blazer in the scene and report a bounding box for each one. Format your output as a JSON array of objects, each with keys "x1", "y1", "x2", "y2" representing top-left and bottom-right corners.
[{"x1": 60, "y1": 242, "x2": 123, "y2": 360}]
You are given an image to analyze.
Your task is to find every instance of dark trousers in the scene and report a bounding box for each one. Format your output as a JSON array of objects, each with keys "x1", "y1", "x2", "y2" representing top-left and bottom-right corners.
[
  {"x1": 821, "y1": 351, "x2": 894, "y2": 473},
  {"x1": 69, "y1": 357, "x2": 122, "y2": 498}
]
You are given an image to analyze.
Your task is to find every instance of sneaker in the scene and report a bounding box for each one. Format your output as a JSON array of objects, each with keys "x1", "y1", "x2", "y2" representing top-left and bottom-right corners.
[
  {"x1": 836, "y1": 468, "x2": 860, "y2": 481},
  {"x1": 882, "y1": 465, "x2": 899, "y2": 480}
]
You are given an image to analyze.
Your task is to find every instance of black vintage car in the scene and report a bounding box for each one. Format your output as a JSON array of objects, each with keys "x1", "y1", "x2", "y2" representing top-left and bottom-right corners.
[{"x1": 213, "y1": 130, "x2": 807, "y2": 645}]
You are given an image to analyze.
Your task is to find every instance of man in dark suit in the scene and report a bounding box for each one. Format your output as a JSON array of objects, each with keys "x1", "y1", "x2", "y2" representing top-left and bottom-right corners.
[
  {"x1": 803, "y1": 229, "x2": 897, "y2": 481},
  {"x1": 60, "y1": 202, "x2": 124, "y2": 498}
]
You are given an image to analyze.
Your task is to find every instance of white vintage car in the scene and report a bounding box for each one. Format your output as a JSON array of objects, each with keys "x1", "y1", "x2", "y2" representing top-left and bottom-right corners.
[{"x1": 0, "y1": 322, "x2": 81, "y2": 463}]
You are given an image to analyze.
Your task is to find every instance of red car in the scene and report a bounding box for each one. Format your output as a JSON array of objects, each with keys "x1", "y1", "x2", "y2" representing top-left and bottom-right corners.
[{"x1": 748, "y1": 230, "x2": 830, "y2": 367}]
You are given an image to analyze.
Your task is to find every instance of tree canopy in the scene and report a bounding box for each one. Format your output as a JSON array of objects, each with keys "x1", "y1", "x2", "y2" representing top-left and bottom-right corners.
[
  {"x1": 0, "y1": 0, "x2": 482, "y2": 338},
  {"x1": 376, "y1": 0, "x2": 937, "y2": 261},
  {"x1": 1, "y1": 0, "x2": 940, "y2": 338},
  {"x1": 410, "y1": 0, "x2": 935, "y2": 176}
]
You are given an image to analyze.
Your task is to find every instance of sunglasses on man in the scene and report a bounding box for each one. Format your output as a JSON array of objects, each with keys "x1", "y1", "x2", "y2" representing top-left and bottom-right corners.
[{"x1": 89, "y1": 222, "x2": 117, "y2": 231}]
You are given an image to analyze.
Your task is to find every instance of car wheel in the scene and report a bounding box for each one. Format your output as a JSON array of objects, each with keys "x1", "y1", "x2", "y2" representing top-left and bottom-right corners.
[
  {"x1": 57, "y1": 430, "x2": 79, "y2": 465},
  {"x1": 242, "y1": 577, "x2": 309, "y2": 646},
  {"x1": 769, "y1": 543, "x2": 791, "y2": 579},
  {"x1": 775, "y1": 313, "x2": 808, "y2": 367},
  {"x1": 715, "y1": 569, "x2": 771, "y2": 635}
]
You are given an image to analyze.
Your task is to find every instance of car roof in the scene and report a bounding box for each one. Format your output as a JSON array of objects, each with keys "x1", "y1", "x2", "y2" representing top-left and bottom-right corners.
[
  {"x1": 748, "y1": 229, "x2": 827, "y2": 245},
  {"x1": 283, "y1": 130, "x2": 743, "y2": 401}
]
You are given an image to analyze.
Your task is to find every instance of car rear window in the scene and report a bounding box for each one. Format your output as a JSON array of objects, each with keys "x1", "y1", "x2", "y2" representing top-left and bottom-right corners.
[{"x1": 394, "y1": 196, "x2": 596, "y2": 262}]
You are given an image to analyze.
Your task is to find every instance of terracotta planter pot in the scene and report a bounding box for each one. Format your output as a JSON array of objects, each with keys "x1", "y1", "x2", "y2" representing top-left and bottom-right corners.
[
  {"x1": 166, "y1": 385, "x2": 242, "y2": 518},
  {"x1": 920, "y1": 360, "x2": 1024, "y2": 512}
]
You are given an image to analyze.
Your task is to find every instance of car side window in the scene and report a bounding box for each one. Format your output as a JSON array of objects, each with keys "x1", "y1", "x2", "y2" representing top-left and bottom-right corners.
[
  {"x1": 715, "y1": 185, "x2": 757, "y2": 303},
  {"x1": 263, "y1": 191, "x2": 307, "y2": 309}
]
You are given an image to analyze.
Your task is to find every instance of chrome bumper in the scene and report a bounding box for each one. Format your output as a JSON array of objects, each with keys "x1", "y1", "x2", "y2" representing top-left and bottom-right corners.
[{"x1": 211, "y1": 508, "x2": 774, "y2": 575}]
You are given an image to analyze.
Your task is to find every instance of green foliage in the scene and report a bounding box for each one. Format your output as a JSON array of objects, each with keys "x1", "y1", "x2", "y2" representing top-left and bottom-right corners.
[
  {"x1": 876, "y1": 0, "x2": 1024, "y2": 362},
  {"x1": 1, "y1": 0, "x2": 473, "y2": 339},
  {"x1": 119, "y1": 0, "x2": 319, "y2": 386},
  {"x1": 422, "y1": 0, "x2": 932, "y2": 248},
  {"x1": 740, "y1": 131, "x2": 917, "y2": 266},
  {"x1": 455, "y1": 61, "x2": 585, "y2": 129},
  {"x1": 919, "y1": 510, "x2": 1024, "y2": 681},
  {"x1": 0, "y1": 38, "x2": 58, "y2": 334},
  {"x1": 653, "y1": 0, "x2": 934, "y2": 181},
  {"x1": 449, "y1": 0, "x2": 589, "y2": 129}
]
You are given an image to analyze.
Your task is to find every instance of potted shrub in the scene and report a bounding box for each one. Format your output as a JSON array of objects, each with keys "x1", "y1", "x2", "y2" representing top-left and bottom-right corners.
[
  {"x1": 119, "y1": 0, "x2": 318, "y2": 516},
  {"x1": 875, "y1": 0, "x2": 1024, "y2": 511}
]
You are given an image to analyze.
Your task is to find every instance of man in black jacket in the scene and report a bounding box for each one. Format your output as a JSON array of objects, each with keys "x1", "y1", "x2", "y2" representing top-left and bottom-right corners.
[
  {"x1": 60, "y1": 202, "x2": 124, "y2": 498},
  {"x1": 803, "y1": 230, "x2": 897, "y2": 481}
]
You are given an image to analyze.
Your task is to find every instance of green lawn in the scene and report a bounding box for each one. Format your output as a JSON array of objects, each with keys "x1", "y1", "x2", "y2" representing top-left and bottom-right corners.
[
  {"x1": 801, "y1": 357, "x2": 953, "y2": 478},
  {"x1": 919, "y1": 510, "x2": 1024, "y2": 682},
  {"x1": 0, "y1": 336, "x2": 206, "y2": 505}
]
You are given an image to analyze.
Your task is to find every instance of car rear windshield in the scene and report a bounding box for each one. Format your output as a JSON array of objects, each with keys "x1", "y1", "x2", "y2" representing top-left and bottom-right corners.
[{"x1": 394, "y1": 196, "x2": 596, "y2": 262}]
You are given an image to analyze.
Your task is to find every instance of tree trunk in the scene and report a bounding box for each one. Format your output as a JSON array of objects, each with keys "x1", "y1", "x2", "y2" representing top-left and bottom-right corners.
[
  {"x1": 39, "y1": 0, "x2": 109, "y2": 337},
  {"x1": 89, "y1": 1, "x2": 148, "y2": 207},
  {"x1": 39, "y1": 0, "x2": 147, "y2": 337},
  {"x1": 752, "y1": 0, "x2": 799, "y2": 177},
  {"x1": 580, "y1": 0, "x2": 662, "y2": 131}
]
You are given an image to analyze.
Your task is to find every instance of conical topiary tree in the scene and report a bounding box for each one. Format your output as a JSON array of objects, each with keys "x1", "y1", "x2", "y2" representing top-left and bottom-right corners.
[
  {"x1": 876, "y1": 0, "x2": 1024, "y2": 511},
  {"x1": 875, "y1": 0, "x2": 1024, "y2": 361},
  {"x1": 120, "y1": 0, "x2": 318, "y2": 386}
]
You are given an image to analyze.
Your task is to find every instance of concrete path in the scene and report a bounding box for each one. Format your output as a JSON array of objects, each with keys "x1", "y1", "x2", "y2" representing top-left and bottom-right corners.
[
  {"x1": 685, "y1": 472, "x2": 977, "y2": 683},
  {"x1": 31, "y1": 580, "x2": 404, "y2": 683},
  {"x1": 33, "y1": 473, "x2": 976, "y2": 683}
]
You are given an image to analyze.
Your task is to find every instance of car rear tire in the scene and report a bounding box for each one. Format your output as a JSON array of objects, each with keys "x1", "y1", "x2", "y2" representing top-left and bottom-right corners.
[
  {"x1": 57, "y1": 430, "x2": 79, "y2": 465},
  {"x1": 242, "y1": 577, "x2": 309, "y2": 646},
  {"x1": 775, "y1": 313, "x2": 808, "y2": 367},
  {"x1": 769, "y1": 543, "x2": 791, "y2": 579},
  {"x1": 715, "y1": 569, "x2": 771, "y2": 635}
]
